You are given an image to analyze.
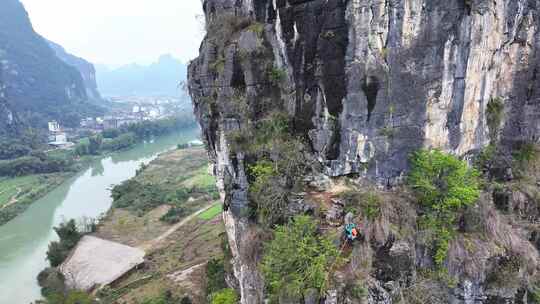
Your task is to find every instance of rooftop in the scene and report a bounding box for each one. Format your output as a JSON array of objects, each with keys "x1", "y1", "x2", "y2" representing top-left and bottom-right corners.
[{"x1": 59, "y1": 236, "x2": 145, "y2": 291}]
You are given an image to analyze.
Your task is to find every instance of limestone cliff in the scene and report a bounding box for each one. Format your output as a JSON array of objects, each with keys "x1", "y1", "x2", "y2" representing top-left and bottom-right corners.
[
  {"x1": 188, "y1": 1, "x2": 540, "y2": 303},
  {"x1": 47, "y1": 40, "x2": 102, "y2": 101}
]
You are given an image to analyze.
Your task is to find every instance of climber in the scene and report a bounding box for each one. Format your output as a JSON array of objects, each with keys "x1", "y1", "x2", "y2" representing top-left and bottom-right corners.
[{"x1": 344, "y1": 223, "x2": 359, "y2": 242}]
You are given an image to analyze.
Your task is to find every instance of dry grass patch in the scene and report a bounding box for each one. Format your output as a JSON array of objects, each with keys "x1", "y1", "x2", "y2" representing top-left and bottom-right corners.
[
  {"x1": 95, "y1": 206, "x2": 172, "y2": 247},
  {"x1": 109, "y1": 216, "x2": 225, "y2": 304}
]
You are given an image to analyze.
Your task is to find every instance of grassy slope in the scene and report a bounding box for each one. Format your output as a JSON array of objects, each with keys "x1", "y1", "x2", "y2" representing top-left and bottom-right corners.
[
  {"x1": 95, "y1": 147, "x2": 224, "y2": 304},
  {"x1": 0, "y1": 173, "x2": 70, "y2": 224},
  {"x1": 137, "y1": 147, "x2": 216, "y2": 194},
  {"x1": 198, "y1": 203, "x2": 223, "y2": 220}
]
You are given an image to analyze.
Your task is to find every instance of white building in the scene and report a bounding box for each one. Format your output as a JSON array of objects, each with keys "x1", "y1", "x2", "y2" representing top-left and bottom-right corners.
[
  {"x1": 80, "y1": 118, "x2": 95, "y2": 128},
  {"x1": 48, "y1": 120, "x2": 61, "y2": 133},
  {"x1": 54, "y1": 133, "x2": 67, "y2": 143},
  {"x1": 48, "y1": 132, "x2": 73, "y2": 149}
]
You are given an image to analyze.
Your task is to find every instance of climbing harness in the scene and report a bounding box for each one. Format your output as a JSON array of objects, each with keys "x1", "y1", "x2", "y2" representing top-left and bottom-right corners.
[
  {"x1": 322, "y1": 223, "x2": 362, "y2": 293},
  {"x1": 344, "y1": 223, "x2": 359, "y2": 241}
]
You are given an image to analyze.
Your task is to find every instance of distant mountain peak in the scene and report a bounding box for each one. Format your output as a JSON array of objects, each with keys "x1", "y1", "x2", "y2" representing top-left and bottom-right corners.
[
  {"x1": 96, "y1": 55, "x2": 187, "y2": 97},
  {"x1": 157, "y1": 54, "x2": 176, "y2": 62}
]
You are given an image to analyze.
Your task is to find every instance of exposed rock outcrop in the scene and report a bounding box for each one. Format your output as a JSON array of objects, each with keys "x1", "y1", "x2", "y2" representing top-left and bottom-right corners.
[
  {"x1": 47, "y1": 40, "x2": 102, "y2": 101},
  {"x1": 0, "y1": 62, "x2": 20, "y2": 137},
  {"x1": 188, "y1": 1, "x2": 540, "y2": 303}
]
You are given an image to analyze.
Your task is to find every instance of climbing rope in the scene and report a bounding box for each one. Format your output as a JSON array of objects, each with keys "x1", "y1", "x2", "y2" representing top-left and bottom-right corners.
[{"x1": 321, "y1": 237, "x2": 351, "y2": 295}]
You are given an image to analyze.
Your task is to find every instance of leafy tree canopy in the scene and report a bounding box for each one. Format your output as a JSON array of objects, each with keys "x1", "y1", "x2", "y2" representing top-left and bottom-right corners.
[
  {"x1": 261, "y1": 215, "x2": 340, "y2": 300},
  {"x1": 407, "y1": 149, "x2": 480, "y2": 267}
]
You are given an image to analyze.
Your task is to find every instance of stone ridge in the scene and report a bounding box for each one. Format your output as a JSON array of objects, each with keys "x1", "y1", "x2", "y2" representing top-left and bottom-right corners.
[{"x1": 188, "y1": 1, "x2": 540, "y2": 303}]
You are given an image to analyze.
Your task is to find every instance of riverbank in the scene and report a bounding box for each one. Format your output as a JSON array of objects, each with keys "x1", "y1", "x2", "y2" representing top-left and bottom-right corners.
[
  {"x1": 0, "y1": 130, "x2": 200, "y2": 304},
  {"x1": 0, "y1": 126, "x2": 199, "y2": 227},
  {"x1": 38, "y1": 145, "x2": 226, "y2": 304},
  {"x1": 0, "y1": 155, "x2": 99, "y2": 226}
]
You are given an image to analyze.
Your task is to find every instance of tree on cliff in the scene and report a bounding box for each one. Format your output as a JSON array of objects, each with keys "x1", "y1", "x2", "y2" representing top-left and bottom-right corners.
[
  {"x1": 408, "y1": 149, "x2": 480, "y2": 267},
  {"x1": 261, "y1": 215, "x2": 340, "y2": 301}
]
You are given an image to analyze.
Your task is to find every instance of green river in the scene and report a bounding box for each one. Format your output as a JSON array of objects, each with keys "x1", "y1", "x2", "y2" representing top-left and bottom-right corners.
[{"x1": 0, "y1": 128, "x2": 199, "y2": 304}]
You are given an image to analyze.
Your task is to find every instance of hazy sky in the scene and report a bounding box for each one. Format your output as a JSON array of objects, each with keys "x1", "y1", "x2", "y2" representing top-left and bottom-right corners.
[{"x1": 20, "y1": 0, "x2": 205, "y2": 66}]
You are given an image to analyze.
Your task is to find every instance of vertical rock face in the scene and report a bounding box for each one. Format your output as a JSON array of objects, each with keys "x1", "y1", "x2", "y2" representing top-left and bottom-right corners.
[
  {"x1": 0, "y1": 63, "x2": 20, "y2": 137},
  {"x1": 47, "y1": 40, "x2": 102, "y2": 101},
  {"x1": 188, "y1": 0, "x2": 540, "y2": 303}
]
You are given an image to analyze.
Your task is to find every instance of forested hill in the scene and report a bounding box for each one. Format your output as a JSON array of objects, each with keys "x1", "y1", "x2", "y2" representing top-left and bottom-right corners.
[
  {"x1": 0, "y1": 0, "x2": 103, "y2": 139},
  {"x1": 96, "y1": 54, "x2": 187, "y2": 97}
]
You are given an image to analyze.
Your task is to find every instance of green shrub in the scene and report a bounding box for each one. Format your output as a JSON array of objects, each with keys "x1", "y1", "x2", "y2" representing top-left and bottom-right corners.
[
  {"x1": 475, "y1": 144, "x2": 496, "y2": 172},
  {"x1": 255, "y1": 111, "x2": 290, "y2": 143},
  {"x1": 511, "y1": 142, "x2": 539, "y2": 179},
  {"x1": 341, "y1": 190, "x2": 381, "y2": 220},
  {"x1": 46, "y1": 220, "x2": 82, "y2": 267},
  {"x1": 75, "y1": 142, "x2": 90, "y2": 156},
  {"x1": 513, "y1": 142, "x2": 538, "y2": 165},
  {"x1": 227, "y1": 111, "x2": 291, "y2": 154},
  {"x1": 174, "y1": 188, "x2": 191, "y2": 202},
  {"x1": 180, "y1": 296, "x2": 193, "y2": 304},
  {"x1": 0, "y1": 140, "x2": 32, "y2": 160},
  {"x1": 247, "y1": 22, "x2": 264, "y2": 35},
  {"x1": 38, "y1": 268, "x2": 65, "y2": 298},
  {"x1": 379, "y1": 126, "x2": 396, "y2": 138},
  {"x1": 347, "y1": 282, "x2": 368, "y2": 299},
  {"x1": 206, "y1": 13, "x2": 251, "y2": 50},
  {"x1": 101, "y1": 132, "x2": 137, "y2": 151},
  {"x1": 44, "y1": 290, "x2": 96, "y2": 304},
  {"x1": 220, "y1": 232, "x2": 234, "y2": 274},
  {"x1": 210, "y1": 289, "x2": 238, "y2": 304},
  {"x1": 248, "y1": 160, "x2": 276, "y2": 181},
  {"x1": 261, "y1": 215, "x2": 341, "y2": 300},
  {"x1": 209, "y1": 56, "x2": 226, "y2": 73},
  {"x1": 111, "y1": 180, "x2": 166, "y2": 212},
  {"x1": 226, "y1": 111, "x2": 307, "y2": 225},
  {"x1": 247, "y1": 140, "x2": 306, "y2": 225},
  {"x1": 267, "y1": 66, "x2": 286, "y2": 86},
  {"x1": 141, "y1": 291, "x2": 183, "y2": 304},
  {"x1": 530, "y1": 285, "x2": 540, "y2": 303},
  {"x1": 408, "y1": 149, "x2": 480, "y2": 267},
  {"x1": 206, "y1": 259, "x2": 227, "y2": 296},
  {"x1": 63, "y1": 291, "x2": 96, "y2": 304},
  {"x1": 486, "y1": 97, "x2": 504, "y2": 141},
  {"x1": 88, "y1": 134, "x2": 103, "y2": 155},
  {"x1": 136, "y1": 163, "x2": 149, "y2": 176},
  {"x1": 321, "y1": 30, "x2": 336, "y2": 39},
  {"x1": 102, "y1": 128, "x2": 121, "y2": 139},
  {"x1": 228, "y1": 89, "x2": 249, "y2": 117},
  {"x1": 247, "y1": 160, "x2": 284, "y2": 224},
  {"x1": 408, "y1": 149, "x2": 480, "y2": 210},
  {"x1": 226, "y1": 130, "x2": 251, "y2": 154},
  {"x1": 160, "y1": 206, "x2": 188, "y2": 224},
  {"x1": 485, "y1": 254, "x2": 523, "y2": 288}
]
